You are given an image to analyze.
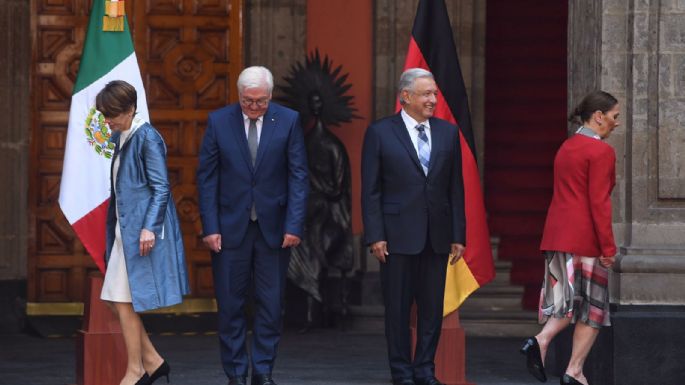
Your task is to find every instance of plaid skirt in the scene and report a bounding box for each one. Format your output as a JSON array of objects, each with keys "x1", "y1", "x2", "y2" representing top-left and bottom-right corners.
[{"x1": 538, "y1": 251, "x2": 611, "y2": 329}]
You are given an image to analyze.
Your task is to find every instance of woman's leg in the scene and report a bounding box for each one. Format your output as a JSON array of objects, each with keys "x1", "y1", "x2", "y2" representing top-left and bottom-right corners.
[
  {"x1": 113, "y1": 302, "x2": 147, "y2": 385},
  {"x1": 564, "y1": 321, "x2": 600, "y2": 385},
  {"x1": 535, "y1": 316, "x2": 572, "y2": 365},
  {"x1": 140, "y1": 326, "x2": 164, "y2": 374}
]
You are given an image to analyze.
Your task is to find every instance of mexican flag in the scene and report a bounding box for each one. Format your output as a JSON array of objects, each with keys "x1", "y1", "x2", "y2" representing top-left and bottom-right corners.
[
  {"x1": 400, "y1": 0, "x2": 495, "y2": 315},
  {"x1": 58, "y1": 0, "x2": 149, "y2": 273}
]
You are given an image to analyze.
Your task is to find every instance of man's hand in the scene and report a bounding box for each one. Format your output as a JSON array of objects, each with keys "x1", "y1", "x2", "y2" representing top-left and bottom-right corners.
[
  {"x1": 140, "y1": 229, "x2": 156, "y2": 256},
  {"x1": 599, "y1": 254, "x2": 616, "y2": 268},
  {"x1": 370, "y1": 241, "x2": 389, "y2": 263},
  {"x1": 203, "y1": 233, "x2": 222, "y2": 253},
  {"x1": 449, "y1": 243, "x2": 465, "y2": 265},
  {"x1": 282, "y1": 233, "x2": 301, "y2": 248}
]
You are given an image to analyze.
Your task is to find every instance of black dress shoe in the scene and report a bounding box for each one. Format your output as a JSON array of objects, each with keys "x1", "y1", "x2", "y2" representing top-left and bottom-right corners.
[
  {"x1": 251, "y1": 373, "x2": 277, "y2": 385},
  {"x1": 520, "y1": 337, "x2": 547, "y2": 382},
  {"x1": 228, "y1": 376, "x2": 247, "y2": 385},
  {"x1": 393, "y1": 380, "x2": 416, "y2": 385},
  {"x1": 148, "y1": 360, "x2": 170, "y2": 384},
  {"x1": 135, "y1": 373, "x2": 151, "y2": 385},
  {"x1": 414, "y1": 376, "x2": 444, "y2": 385},
  {"x1": 560, "y1": 374, "x2": 584, "y2": 385}
]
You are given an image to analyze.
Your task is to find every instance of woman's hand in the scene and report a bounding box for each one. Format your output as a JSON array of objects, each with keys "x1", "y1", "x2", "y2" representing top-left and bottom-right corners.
[
  {"x1": 140, "y1": 229, "x2": 156, "y2": 256},
  {"x1": 599, "y1": 254, "x2": 616, "y2": 268}
]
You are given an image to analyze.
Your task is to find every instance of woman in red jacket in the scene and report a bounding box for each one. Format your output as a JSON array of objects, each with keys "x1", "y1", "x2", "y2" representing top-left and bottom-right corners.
[{"x1": 520, "y1": 91, "x2": 620, "y2": 385}]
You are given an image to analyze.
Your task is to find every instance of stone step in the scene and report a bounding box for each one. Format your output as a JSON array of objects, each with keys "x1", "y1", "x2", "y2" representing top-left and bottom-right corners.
[
  {"x1": 462, "y1": 318, "x2": 540, "y2": 337},
  {"x1": 471, "y1": 283, "x2": 523, "y2": 296},
  {"x1": 459, "y1": 309, "x2": 537, "y2": 321},
  {"x1": 348, "y1": 305, "x2": 540, "y2": 337},
  {"x1": 459, "y1": 298, "x2": 522, "y2": 312}
]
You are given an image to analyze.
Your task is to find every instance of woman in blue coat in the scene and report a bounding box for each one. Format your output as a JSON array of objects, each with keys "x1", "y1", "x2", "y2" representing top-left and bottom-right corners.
[{"x1": 98, "y1": 80, "x2": 190, "y2": 385}]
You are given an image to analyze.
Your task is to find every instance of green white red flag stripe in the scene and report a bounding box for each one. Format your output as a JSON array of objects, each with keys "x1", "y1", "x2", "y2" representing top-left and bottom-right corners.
[{"x1": 58, "y1": 0, "x2": 149, "y2": 272}]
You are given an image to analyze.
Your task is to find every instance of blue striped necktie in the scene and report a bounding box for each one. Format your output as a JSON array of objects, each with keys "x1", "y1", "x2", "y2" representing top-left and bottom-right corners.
[{"x1": 416, "y1": 123, "x2": 430, "y2": 175}]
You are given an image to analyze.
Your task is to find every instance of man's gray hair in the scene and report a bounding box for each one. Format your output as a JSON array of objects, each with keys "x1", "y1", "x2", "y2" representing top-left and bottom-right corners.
[
  {"x1": 398, "y1": 68, "x2": 434, "y2": 105},
  {"x1": 237, "y1": 66, "x2": 274, "y2": 94}
]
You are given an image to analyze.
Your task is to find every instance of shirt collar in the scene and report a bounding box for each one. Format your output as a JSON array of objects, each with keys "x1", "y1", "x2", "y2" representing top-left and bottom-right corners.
[
  {"x1": 242, "y1": 113, "x2": 264, "y2": 123},
  {"x1": 576, "y1": 126, "x2": 601, "y2": 140},
  {"x1": 401, "y1": 109, "x2": 430, "y2": 130}
]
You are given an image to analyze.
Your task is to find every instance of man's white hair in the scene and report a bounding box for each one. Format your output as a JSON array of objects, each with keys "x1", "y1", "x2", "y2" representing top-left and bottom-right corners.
[
  {"x1": 397, "y1": 68, "x2": 434, "y2": 105},
  {"x1": 237, "y1": 66, "x2": 274, "y2": 94}
]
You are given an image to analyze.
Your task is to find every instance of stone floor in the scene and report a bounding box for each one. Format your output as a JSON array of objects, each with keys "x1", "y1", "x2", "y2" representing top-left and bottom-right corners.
[{"x1": 0, "y1": 330, "x2": 538, "y2": 385}]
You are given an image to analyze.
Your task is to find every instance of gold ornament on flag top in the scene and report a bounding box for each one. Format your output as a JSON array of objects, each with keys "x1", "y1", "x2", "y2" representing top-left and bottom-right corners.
[{"x1": 103, "y1": 0, "x2": 125, "y2": 32}]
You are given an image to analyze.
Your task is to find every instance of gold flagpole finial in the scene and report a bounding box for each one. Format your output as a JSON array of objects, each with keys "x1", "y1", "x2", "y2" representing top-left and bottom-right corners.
[{"x1": 103, "y1": 0, "x2": 126, "y2": 32}]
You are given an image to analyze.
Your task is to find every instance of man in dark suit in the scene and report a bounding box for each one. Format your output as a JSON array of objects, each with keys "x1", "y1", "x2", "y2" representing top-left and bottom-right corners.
[
  {"x1": 197, "y1": 66, "x2": 308, "y2": 385},
  {"x1": 361, "y1": 68, "x2": 466, "y2": 385}
]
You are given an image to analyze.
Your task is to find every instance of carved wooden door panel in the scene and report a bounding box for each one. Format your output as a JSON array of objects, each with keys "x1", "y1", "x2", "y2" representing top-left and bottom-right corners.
[{"x1": 29, "y1": 0, "x2": 243, "y2": 304}]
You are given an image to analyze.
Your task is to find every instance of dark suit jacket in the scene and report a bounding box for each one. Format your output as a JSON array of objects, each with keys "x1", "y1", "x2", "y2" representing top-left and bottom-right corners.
[
  {"x1": 196, "y1": 102, "x2": 308, "y2": 249},
  {"x1": 540, "y1": 134, "x2": 617, "y2": 258},
  {"x1": 361, "y1": 113, "x2": 465, "y2": 255}
]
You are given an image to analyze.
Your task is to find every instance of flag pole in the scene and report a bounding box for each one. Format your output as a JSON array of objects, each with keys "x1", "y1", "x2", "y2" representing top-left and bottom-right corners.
[{"x1": 75, "y1": 276, "x2": 127, "y2": 385}]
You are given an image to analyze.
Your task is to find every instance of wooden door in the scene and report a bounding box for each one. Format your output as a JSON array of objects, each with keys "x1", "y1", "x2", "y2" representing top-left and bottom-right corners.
[{"x1": 29, "y1": 0, "x2": 243, "y2": 304}]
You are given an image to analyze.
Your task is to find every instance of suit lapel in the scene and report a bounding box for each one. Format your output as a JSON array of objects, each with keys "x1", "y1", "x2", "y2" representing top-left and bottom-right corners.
[
  {"x1": 390, "y1": 114, "x2": 423, "y2": 175},
  {"x1": 230, "y1": 108, "x2": 254, "y2": 172},
  {"x1": 254, "y1": 107, "x2": 276, "y2": 173}
]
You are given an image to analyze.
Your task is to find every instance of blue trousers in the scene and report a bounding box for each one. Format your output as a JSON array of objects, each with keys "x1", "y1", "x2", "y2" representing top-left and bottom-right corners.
[{"x1": 212, "y1": 221, "x2": 290, "y2": 378}]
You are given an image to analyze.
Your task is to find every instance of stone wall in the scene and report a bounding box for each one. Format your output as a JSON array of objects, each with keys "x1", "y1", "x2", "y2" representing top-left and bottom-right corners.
[
  {"x1": 0, "y1": 0, "x2": 29, "y2": 281},
  {"x1": 569, "y1": 0, "x2": 685, "y2": 305},
  {"x1": 567, "y1": 1, "x2": 685, "y2": 383},
  {"x1": 603, "y1": 0, "x2": 685, "y2": 305}
]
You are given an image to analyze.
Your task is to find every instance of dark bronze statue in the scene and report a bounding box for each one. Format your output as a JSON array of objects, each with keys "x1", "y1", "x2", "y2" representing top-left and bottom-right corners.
[
  {"x1": 279, "y1": 51, "x2": 359, "y2": 329},
  {"x1": 304, "y1": 91, "x2": 354, "y2": 272}
]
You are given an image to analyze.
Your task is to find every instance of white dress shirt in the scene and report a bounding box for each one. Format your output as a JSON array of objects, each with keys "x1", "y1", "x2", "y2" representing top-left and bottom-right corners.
[{"x1": 400, "y1": 108, "x2": 431, "y2": 156}]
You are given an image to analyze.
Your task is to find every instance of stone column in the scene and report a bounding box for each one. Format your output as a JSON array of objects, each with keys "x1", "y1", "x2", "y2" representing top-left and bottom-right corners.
[
  {"x1": 567, "y1": 1, "x2": 685, "y2": 384},
  {"x1": 0, "y1": 0, "x2": 30, "y2": 332}
]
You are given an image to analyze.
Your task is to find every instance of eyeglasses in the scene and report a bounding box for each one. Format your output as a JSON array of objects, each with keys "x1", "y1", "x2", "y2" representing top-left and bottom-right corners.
[{"x1": 240, "y1": 97, "x2": 270, "y2": 107}]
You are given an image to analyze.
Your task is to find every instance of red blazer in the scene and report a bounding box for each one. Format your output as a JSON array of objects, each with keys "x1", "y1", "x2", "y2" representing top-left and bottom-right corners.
[{"x1": 540, "y1": 134, "x2": 617, "y2": 258}]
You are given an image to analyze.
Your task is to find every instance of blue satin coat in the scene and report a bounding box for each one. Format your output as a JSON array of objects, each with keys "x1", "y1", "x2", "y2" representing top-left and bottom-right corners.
[{"x1": 105, "y1": 123, "x2": 190, "y2": 312}]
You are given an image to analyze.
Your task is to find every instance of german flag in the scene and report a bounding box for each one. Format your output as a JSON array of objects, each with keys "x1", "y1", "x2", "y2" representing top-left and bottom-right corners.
[{"x1": 399, "y1": 0, "x2": 495, "y2": 315}]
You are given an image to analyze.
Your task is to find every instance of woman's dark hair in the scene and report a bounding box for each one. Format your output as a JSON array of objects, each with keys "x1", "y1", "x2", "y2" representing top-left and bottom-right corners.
[
  {"x1": 96, "y1": 80, "x2": 137, "y2": 118},
  {"x1": 568, "y1": 90, "x2": 618, "y2": 125}
]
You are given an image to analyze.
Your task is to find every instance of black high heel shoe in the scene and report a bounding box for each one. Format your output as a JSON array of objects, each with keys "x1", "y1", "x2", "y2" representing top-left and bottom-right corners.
[
  {"x1": 135, "y1": 373, "x2": 151, "y2": 385},
  {"x1": 560, "y1": 374, "x2": 583, "y2": 385},
  {"x1": 520, "y1": 337, "x2": 547, "y2": 382},
  {"x1": 148, "y1": 360, "x2": 170, "y2": 384}
]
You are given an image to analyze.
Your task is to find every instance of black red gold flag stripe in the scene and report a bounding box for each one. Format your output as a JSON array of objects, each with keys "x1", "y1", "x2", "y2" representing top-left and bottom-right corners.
[{"x1": 399, "y1": 0, "x2": 495, "y2": 315}]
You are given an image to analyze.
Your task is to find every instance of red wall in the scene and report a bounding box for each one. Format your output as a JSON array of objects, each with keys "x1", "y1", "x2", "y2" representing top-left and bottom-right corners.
[{"x1": 306, "y1": 1, "x2": 373, "y2": 234}]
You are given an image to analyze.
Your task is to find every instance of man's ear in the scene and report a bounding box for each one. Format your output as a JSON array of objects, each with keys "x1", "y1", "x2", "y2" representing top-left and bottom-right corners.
[{"x1": 400, "y1": 90, "x2": 410, "y2": 105}]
